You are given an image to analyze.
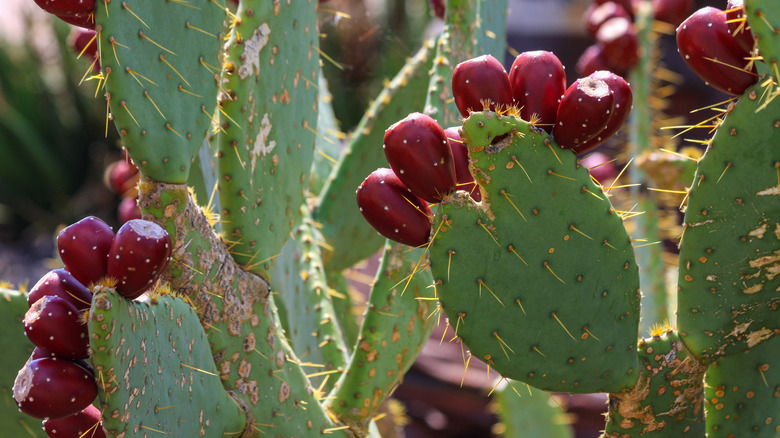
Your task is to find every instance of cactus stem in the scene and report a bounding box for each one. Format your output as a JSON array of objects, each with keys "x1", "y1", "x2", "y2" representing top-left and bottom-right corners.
[
  {"x1": 477, "y1": 220, "x2": 500, "y2": 246},
  {"x1": 478, "y1": 278, "x2": 505, "y2": 307},
  {"x1": 551, "y1": 312, "x2": 577, "y2": 341},
  {"x1": 493, "y1": 332, "x2": 516, "y2": 359},
  {"x1": 121, "y1": 4, "x2": 150, "y2": 28},
  {"x1": 507, "y1": 245, "x2": 528, "y2": 266},
  {"x1": 543, "y1": 261, "x2": 566, "y2": 284},
  {"x1": 500, "y1": 191, "x2": 527, "y2": 221}
]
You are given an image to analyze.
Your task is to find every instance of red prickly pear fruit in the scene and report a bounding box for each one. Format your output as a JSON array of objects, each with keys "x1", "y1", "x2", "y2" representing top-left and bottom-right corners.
[
  {"x1": 117, "y1": 197, "x2": 142, "y2": 224},
  {"x1": 356, "y1": 168, "x2": 433, "y2": 248},
  {"x1": 105, "y1": 158, "x2": 140, "y2": 197},
  {"x1": 572, "y1": 70, "x2": 633, "y2": 155},
  {"x1": 57, "y1": 216, "x2": 114, "y2": 287},
  {"x1": 29, "y1": 348, "x2": 95, "y2": 378},
  {"x1": 28, "y1": 269, "x2": 92, "y2": 311},
  {"x1": 24, "y1": 295, "x2": 90, "y2": 360},
  {"x1": 57, "y1": 12, "x2": 95, "y2": 29},
  {"x1": 553, "y1": 76, "x2": 615, "y2": 150},
  {"x1": 576, "y1": 44, "x2": 626, "y2": 78},
  {"x1": 726, "y1": 0, "x2": 755, "y2": 54},
  {"x1": 429, "y1": 0, "x2": 445, "y2": 19},
  {"x1": 652, "y1": 0, "x2": 694, "y2": 27},
  {"x1": 581, "y1": 152, "x2": 618, "y2": 184},
  {"x1": 508, "y1": 50, "x2": 567, "y2": 133},
  {"x1": 32, "y1": 0, "x2": 95, "y2": 17},
  {"x1": 594, "y1": 0, "x2": 634, "y2": 18},
  {"x1": 583, "y1": 2, "x2": 632, "y2": 37},
  {"x1": 67, "y1": 28, "x2": 98, "y2": 69},
  {"x1": 451, "y1": 55, "x2": 514, "y2": 117},
  {"x1": 13, "y1": 357, "x2": 97, "y2": 420},
  {"x1": 43, "y1": 404, "x2": 107, "y2": 438},
  {"x1": 444, "y1": 127, "x2": 481, "y2": 202},
  {"x1": 596, "y1": 17, "x2": 639, "y2": 73},
  {"x1": 676, "y1": 7, "x2": 757, "y2": 96},
  {"x1": 383, "y1": 112, "x2": 457, "y2": 203},
  {"x1": 106, "y1": 219, "x2": 172, "y2": 299}
]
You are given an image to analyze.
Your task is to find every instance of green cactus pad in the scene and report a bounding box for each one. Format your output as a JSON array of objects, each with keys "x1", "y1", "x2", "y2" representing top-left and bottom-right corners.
[
  {"x1": 746, "y1": 0, "x2": 780, "y2": 85},
  {"x1": 492, "y1": 380, "x2": 574, "y2": 438},
  {"x1": 309, "y1": 71, "x2": 343, "y2": 195},
  {"x1": 0, "y1": 288, "x2": 45, "y2": 437},
  {"x1": 429, "y1": 111, "x2": 641, "y2": 394},
  {"x1": 215, "y1": 0, "x2": 319, "y2": 271},
  {"x1": 138, "y1": 181, "x2": 349, "y2": 437},
  {"x1": 88, "y1": 289, "x2": 246, "y2": 437},
  {"x1": 602, "y1": 330, "x2": 706, "y2": 437},
  {"x1": 96, "y1": 0, "x2": 224, "y2": 183},
  {"x1": 677, "y1": 83, "x2": 780, "y2": 362},
  {"x1": 315, "y1": 40, "x2": 434, "y2": 272},
  {"x1": 326, "y1": 243, "x2": 437, "y2": 435},
  {"x1": 269, "y1": 207, "x2": 348, "y2": 391},
  {"x1": 704, "y1": 334, "x2": 780, "y2": 437}
]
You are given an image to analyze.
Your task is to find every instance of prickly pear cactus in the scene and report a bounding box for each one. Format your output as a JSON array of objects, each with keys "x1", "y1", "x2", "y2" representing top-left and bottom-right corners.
[{"x1": 428, "y1": 111, "x2": 641, "y2": 393}]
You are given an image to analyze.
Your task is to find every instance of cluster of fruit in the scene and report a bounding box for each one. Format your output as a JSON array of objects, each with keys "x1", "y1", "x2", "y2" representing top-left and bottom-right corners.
[
  {"x1": 13, "y1": 216, "x2": 172, "y2": 436},
  {"x1": 356, "y1": 52, "x2": 632, "y2": 247},
  {"x1": 577, "y1": 0, "x2": 694, "y2": 77},
  {"x1": 33, "y1": 0, "x2": 95, "y2": 29},
  {"x1": 676, "y1": 1, "x2": 758, "y2": 96},
  {"x1": 105, "y1": 152, "x2": 142, "y2": 224}
]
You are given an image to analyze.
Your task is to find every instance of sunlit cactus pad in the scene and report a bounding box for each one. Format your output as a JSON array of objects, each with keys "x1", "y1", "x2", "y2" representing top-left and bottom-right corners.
[
  {"x1": 429, "y1": 111, "x2": 640, "y2": 394},
  {"x1": 88, "y1": 290, "x2": 246, "y2": 437}
]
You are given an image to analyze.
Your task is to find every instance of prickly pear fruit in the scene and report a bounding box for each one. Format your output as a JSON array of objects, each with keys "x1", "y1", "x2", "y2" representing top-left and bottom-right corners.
[
  {"x1": 554, "y1": 76, "x2": 614, "y2": 150},
  {"x1": 583, "y1": 2, "x2": 632, "y2": 36},
  {"x1": 30, "y1": 347, "x2": 94, "y2": 376},
  {"x1": 13, "y1": 357, "x2": 97, "y2": 420},
  {"x1": 444, "y1": 127, "x2": 481, "y2": 202},
  {"x1": 572, "y1": 70, "x2": 632, "y2": 154},
  {"x1": 451, "y1": 55, "x2": 514, "y2": 117},
  {"x1": 581, "y1": 151, "x2": 618, "y2": 184},
  {"x1": 32, "y1": 0, "x2": 95, "y2": 17},
  {"x1": 676, "y1": 6, "x2": 757, "y2": 95},
  {"x1": 508, "y1": 50, "x2": 567, "y2": 133},
  {"x1": 67, "y1": 28, "x2": 98, "y2": 68},
  {"x1": 56, "y1": 216, "x2": 114, "y2": 287},
  {"x1": 27, "y1": 269, "x2": 92, "y2": 311},
  {"x1": 383, "y1": 112, "x2": 457, "y2": 203},
  {"x1": 726, "y1": 0, "x2": 755, "y2": 53},
  {"x1": 596, "y1": 17, "x2": 639, "y2": 72},
  {"x1": 24, "y1": 295, "x2": 89, "y2": 360},
  {"x1": 576, "y1": 44, "x2": 618, "y2": 77},
  {"x1": 106, "y1": 219, "x2": 172, "y2": 300},
  {"x1": 429, "y1": 0, "x2": 445, "y2": 19},
  {"x1": 105, "y1": 158, "x2": 139, "y2": 197},
  {"x1": 356, "y1": 168, "x2": 433, "y2": 247},
  {"x1": 594, "y1": 0, "x2": 633, "y2": 18},
  {"x1": 42, "y1": 404, "x2": 106, "y2": 438},
  {"x1": 117, "y1": 197, "x2": 142, "y2": 224},
  {"x1": 652, "y1": 0, "x2": 694, "y2": 26}
]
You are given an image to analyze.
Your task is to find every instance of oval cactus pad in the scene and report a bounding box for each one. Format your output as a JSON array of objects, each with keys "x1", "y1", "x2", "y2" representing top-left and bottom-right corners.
[{"x1": 428, "y1": 111, "x2": 640, "y2": 393}]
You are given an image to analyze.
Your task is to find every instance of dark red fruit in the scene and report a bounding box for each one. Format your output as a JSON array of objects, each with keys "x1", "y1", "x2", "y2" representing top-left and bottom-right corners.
[
  {"x1": 444, "y1": 127, "x2": 481, "y2": 202},
  {"x1": 581, "y1": 152, "x2": 618, "y2": 184},
  {"x1": 67, "y1": 28, "x2": 98, "y2": 66},
  {"x1": 24, "y1": 295, "x2": 90, "y2": 360},
  {"x1": 573, "y1": 70, "x2": 633, "y2": 155},
  {"x1": 33, "y1": 0, "x2": 95, "y2": 17},
  {"x1": 726, "y1": 0, "x2": 755, "y2": 53},
  {"x1": 576, "y1": 44, "x2": 624, "y2": 77},
  {"x1": 117, "y1": 197, "x2": 142, "y2": 224},
  {"x1": 451, "y1": 55, "x2": 514, "y2": 117},
  {"x1": 57, "y1": 216, "x2": 114, "y2": 287},
  {"x1": 596, "y1": 17, "x2": 639, "y2": 73},
  {"x1": 105, "y1": 158, "x2": 139, "y2": 197},
  {"x1": 676, "y1": 6, "x2": 757, "y2": 96},
  {"x1": 652, "y1": 0, "x2": 694, "y2": 27},
  {"x1": 594, "y1": 0, "x2": 633, "y2": 18},
  {"x1": 508, "y1": 50, "x2": 567, "y2": 133},
  {"x1": 107, "y1": 219, "x2": 172, "y2": 299},
  {"x1": 57, "y1": 12, "x2": 95, "y2": 29},
  {"x1": 554, "y1": 77, "x2": 614, "y2": 150},
  {"x1": 383, "y1": 112, "x2": 457, "y2": 203},
  {"x1": 29, "y1": 348, "x2": 94, "y2": 379},
  {"x1": 429, "y1": 0, "x2": 445, "y2": 19},
  {"x1": 13, "y1": 357, "x2": 97, "y2": 420},
  {"x1": 356, "y1": 168, "x2": 433, "y2": 247},
  {"x1": 28, "y1": 269, "x2": 92, "y2": 311},
  {"x1": 583, "y1": 2, "x2": 632, "y2": 36},
  {"x1": 43, "y1": 404, "x2": 107, "y2": 438}
]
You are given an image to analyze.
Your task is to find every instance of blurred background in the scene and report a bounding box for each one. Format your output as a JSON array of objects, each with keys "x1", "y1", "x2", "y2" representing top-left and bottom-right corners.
[{"x1": 0, "y1": 0, "x2": 727, "y2": 436}]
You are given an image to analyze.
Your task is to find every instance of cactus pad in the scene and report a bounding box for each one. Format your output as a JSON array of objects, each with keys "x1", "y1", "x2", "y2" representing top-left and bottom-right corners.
[{"x1": 429, "y1": 111, "x2": 641, "y2": 393}]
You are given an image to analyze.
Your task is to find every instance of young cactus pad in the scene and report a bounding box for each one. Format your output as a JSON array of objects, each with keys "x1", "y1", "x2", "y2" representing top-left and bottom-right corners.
[
  {"x1": 428, "y1": 111, "x2": 641, "y2": 394},
  {"x1": 96, "y1": 0, "x2": 224, "y2": 183}
]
